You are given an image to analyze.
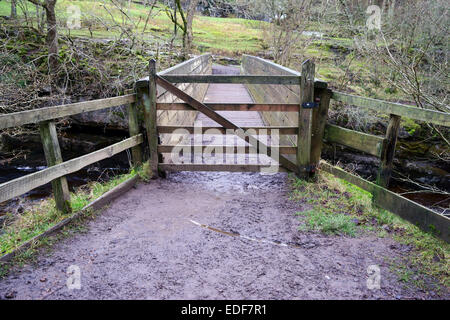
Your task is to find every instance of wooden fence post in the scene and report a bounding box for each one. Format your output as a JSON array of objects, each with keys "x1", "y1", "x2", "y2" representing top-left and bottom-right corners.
[
  {"x1": 128, "y1": 99, "x2": 143, "y2": 167},
  {"x1": 143, "y1": 59, "x2": 159, "y2": 177},
  {"x1": 39, "y1": 121, "x2": 72, "y2": 214},
  {"x1": 377, "y1": 114, "x2": 401, "y2": 187},
  {"x1": 310, "y1": 88, "x2": 331, "y2": 172},
  {"x1": 297, "y1": 60, "x2": 315, "y2": 180}
]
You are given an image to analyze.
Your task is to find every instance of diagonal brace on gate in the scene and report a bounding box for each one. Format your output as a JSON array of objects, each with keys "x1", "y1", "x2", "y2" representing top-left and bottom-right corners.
[{"x1": 155, "y1": 75, "x2": 299, "y2": 174}]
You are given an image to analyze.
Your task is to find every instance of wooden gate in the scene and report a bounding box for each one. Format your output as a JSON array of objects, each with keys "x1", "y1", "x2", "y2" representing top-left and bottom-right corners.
[{"x1": 136, "y1": 59, "x2": 330, "y2": 179}]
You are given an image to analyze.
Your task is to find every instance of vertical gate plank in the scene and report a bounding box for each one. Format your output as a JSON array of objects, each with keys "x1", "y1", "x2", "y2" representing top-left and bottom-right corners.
[
  {"x1": 377, "y1": 114, "x2": 401, "y2": 187},
  {"x1": 297, "y1": 60, "x2": 315, "y2": 179},
  {"x1": 39, "y1": 121, "x2": 72, "y2": 214}
]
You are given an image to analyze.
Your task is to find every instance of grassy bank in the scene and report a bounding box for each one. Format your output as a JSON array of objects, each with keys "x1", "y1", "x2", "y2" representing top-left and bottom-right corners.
[
  {"x1": 291, "y1": 172, "x2": 449, "y2": 289},
  {"x1": 0, "y1": 0, "x2": 265, "y2": 55}
]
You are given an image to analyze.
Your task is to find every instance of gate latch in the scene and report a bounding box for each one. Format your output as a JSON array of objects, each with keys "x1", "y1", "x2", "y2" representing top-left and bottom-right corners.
[{"x1": 301, "y1": 102, "x2": 319, "y2": 109}]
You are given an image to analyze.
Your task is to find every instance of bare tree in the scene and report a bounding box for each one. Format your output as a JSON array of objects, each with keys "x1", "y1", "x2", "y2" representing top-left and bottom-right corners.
[
  {"x1": 262, "y1": 0, "x2": 313, "y2": 67},
  {"x1": 356, "y1": 0, "x2": 449, "y2": 144},
  {"x1": 11, "y1": 0, "x2": 17, "y2": 19},
  {"x1": 165, "y1": 0, "x2": 200, "y2": 59},
  {"x1": 27, "y1": 0, "x2": 58, "y2": 77},
  {"x1": 184, "y1": 0, "x2": 200, "y2": 59}
]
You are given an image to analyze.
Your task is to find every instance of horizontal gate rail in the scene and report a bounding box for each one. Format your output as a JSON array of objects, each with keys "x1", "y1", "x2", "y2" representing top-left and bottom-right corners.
[
  {"x1": 158, "y1": 125, "x2": 298, "y2": 134},
  {"x1": 0, "y1": 94, "x2": 136, "y2": 130},
  {"x1": 158, "y1": 145, "x2": 297, "y2": 154},
  {"x1": 161, "y1": 74, "x2": 298, "y2": 85},
  {"x1": 159, "y1": 164, "x2": 287, "y2": 173},
  {"x1": 157, "y1": 103, "x2": 299, "y2": 112},
  {"x1": 160, "y1": 74, "x2": 327, "y2": 87}
]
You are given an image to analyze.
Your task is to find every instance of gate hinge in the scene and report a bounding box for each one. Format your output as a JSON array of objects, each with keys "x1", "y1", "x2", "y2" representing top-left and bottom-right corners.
[{"x1": 301, "y1": 102, "x2": 319, "y2": 109}]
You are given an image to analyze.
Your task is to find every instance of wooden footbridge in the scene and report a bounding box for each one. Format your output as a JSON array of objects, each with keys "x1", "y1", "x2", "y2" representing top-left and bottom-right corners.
[{"x1": 0, "y1": 54, "x2": 449, "y2": 248}]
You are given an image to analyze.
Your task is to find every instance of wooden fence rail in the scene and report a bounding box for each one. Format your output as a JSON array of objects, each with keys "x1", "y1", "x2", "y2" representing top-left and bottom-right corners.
[
  {"x1": 158, "y1": 145, "x2": 297, "y2": 154},
  {"x1": 320, "y1": 161, "x2": 450, "y2": 242},
  {"x1": 324, "y1": 124, "x2": 385, "y2": 158},
  {"x1": 332, "y1": 92, "x2": 450, "y2": 127},
  {"x1": 0, "y1": 135, "x2": 144, "y2": 205},
  {"x1": 330, "y1": 91, "x2": 450, "y2": 187},
  {"x1": 159, "y1": 164, "x2": 287, "y2": 173},
  {"x1": 0, "y1": 93, "x2": 143, "y2": 213},
  {"x1": 0, "y1": 95, "x2": 136, "y2": 130}
]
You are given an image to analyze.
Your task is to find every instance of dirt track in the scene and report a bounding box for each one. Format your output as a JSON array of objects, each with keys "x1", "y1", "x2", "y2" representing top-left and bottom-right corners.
[{"x1": 1, "y1": 172, "x2": 446, "y2": 300}]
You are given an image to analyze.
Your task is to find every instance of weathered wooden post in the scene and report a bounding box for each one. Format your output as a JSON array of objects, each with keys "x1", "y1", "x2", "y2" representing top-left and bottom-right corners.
[
  {"x1": 297, "y1": 60, "x2": 315, "y2": 180},
  {"x1": 142, "y1": 59, "x2": 159, "y2": 177},
  {"x1": 127, "y1": 99, "x2": 143, "y2": 167},
  {"x1": 377, "y1": 114, "x2": 401, "y2": 187},
  {"x1": 39, "y1": 121, "x2": 72, "y2": 213},
  {"x1": 310, "y1": 88, "x2": 331, "y2": 172}
]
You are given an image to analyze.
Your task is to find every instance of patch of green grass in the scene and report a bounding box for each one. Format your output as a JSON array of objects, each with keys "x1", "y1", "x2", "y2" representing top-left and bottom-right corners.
[
  {"x1": 297, "y1": 209, "x2": 357, "y2": 236},
  {"x1": 402, "y1": 117, "x2": 421, "y2": 136},
  {"x1": 306, "y1": 44, "x2": 334, "y2": 60},
  {"x1": 291, "y1": 172, "x2": 450, "y2": 288},
  {"x1": 69, "y1": 169, "x2": 136, "y2": 212},
  {"x1": 0, "y1": 200, "x2": 63, "y2": 258},
  {"x1": 316, "y1": 65, "x2": 344, "y2": 82}
]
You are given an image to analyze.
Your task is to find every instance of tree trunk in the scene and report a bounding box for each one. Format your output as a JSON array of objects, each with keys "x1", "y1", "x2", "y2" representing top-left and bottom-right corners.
[
  {"x1": 44, "y1": 0, "x2": 58, "y2": 77},
  {"x1": 11, "y1": 0, "x2": 17, "y2": 19},
  {"x1": 183, "y1": 0, "x2": 199, "y2": 60},
  {"x1": 170, "y1": 2, "x2": 178, "y2": 49},
  {"x1": 36, "y1": 4, "x2": 42, "y2": 31}
]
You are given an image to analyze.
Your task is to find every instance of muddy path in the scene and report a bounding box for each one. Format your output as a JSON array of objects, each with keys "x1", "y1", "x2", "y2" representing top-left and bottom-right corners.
[{"x1": 0, "y1": 172, "x2": 447, "y2": 300}]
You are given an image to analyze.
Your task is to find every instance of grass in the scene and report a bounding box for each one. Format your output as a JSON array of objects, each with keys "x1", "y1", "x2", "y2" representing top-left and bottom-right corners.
[
  {"x1": 298, "y1": 209, "x2": 357, "y2": 236},
  {"x1": 292, "y1": 173, "x2": 369, "y2": 237},
  {"x1": 291, "y1": 172, "x2": 450, "y2": 288},
  {"x1": 0, "y1": 1, "x2": 266, "y2": 55},
  {"x1": 0, "y1": 164, "x2": 149, "y2": 261}
]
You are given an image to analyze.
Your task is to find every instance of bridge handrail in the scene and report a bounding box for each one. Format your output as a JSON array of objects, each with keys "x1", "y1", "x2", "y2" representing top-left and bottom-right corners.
[
  {"x1": 0, "y1": 94, "x2": 136, "y2": 130},
  {"x1": 331, "y1": 91, "x2": 450, "y2": 127}
]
